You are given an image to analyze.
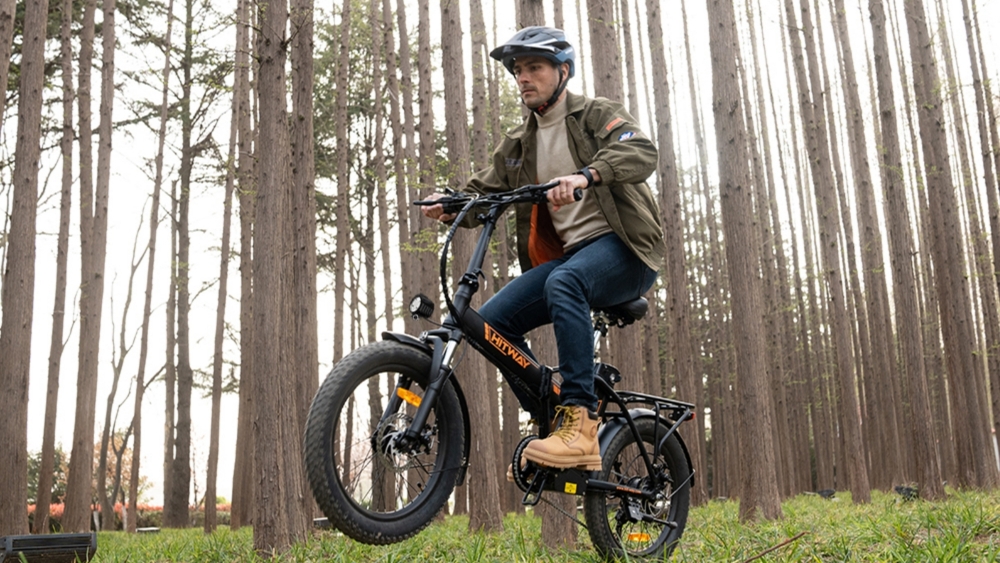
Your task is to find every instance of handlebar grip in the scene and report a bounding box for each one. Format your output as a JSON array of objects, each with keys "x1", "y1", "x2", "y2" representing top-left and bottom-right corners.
[{"x1": 573, "y1": 188, "x2": 583, "y2": 201}]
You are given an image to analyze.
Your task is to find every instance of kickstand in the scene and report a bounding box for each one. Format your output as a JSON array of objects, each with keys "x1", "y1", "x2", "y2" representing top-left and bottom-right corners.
[{"x1": 521, "y1": 471, "x2": 548, "y2": 506}]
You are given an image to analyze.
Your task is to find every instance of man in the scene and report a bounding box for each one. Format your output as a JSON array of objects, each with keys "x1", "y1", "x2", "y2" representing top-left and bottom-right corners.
[{"x1": 422, "y1": 27, "x2": 664, "y2": 472}]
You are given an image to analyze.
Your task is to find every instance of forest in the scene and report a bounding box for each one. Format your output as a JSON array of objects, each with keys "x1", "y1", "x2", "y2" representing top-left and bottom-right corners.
[{"x1": 1, "y1": 0, "x2": 999, "y2": 556}]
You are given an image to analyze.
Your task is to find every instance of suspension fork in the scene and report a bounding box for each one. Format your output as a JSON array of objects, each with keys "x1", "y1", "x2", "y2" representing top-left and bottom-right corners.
[{"x1": 396, "y1": 327, "x2": 463, "y2": 443}]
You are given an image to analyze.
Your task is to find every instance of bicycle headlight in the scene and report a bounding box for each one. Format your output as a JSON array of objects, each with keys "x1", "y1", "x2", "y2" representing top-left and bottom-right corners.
[{"x1": 408, "y1": 294, "x2": 435, "y2": 319}]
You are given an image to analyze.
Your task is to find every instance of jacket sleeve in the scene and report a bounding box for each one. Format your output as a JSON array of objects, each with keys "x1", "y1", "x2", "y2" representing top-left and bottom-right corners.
[
  {"x1": 455, "y1": 143, "x2": 513, "y2": 227},
  {"x1": 584, "y1": 99, "x2": 658, "y2": 186}
]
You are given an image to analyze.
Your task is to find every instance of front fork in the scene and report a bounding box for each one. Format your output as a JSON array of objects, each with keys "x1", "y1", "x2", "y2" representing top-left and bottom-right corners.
[{"x1": 380, "y1": 327, "x2": 471, "y2": 482}]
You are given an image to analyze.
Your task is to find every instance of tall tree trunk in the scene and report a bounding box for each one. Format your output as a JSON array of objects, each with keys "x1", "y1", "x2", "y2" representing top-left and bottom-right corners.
[
  {"x1": 619, "y1": 0, "x2": 639, "y2": 119},
  {"x1": 938, "y1": 0, "x2": 1000, "y2": 456},
  {"x1": 205, "y1": 12, "x2": 241, "y2": 529},
  {"x1": 290, "y1": 0, "x2": 317, "y2": 433},
  {"x1": 645, "y1": 0, "x2": 706, "y2": 506},
  {"x1": 960, "y1": 0, "x2": 1000, "y2": 436},
  {"x1": 230, "y1": 0, "x2": 254, "y2": 529},
  {"x1": 706, "y1": 0, "x2": 782, "y2": 522},
  {"x1": 785, "y1": 0, "x2": 870, "y2": 503},
  {"x1": 903, "y1": 0, "x2": 999, "y2": 489},
  {"x1": 832, "y1": 0, "x2": 904, "y2": 491},
  {"x1": 333, "y1": 0, "x2": 352, "y2": 372},
  {"x1": 586, "y1": 0, "x2": 622, "y2": 99},
  {"x1": 383, "y1": 0, "x2": 413, "y2": 335},
  {"x1": 34, "y1": 0, "x2": 75, "y2": 533},
  {"x1": 416, "y1": 0, "x2": 436, "y2": 300},
  {"x1": 0, "y1": 0, "x2": 48, "y2": 536},
  {"x1": 440, "y1": 0, "x2": 504, "y2": 532},
  {"x1": 64, "y1": 0, "x2": 115, "y2": 531},
  {"x1": 0, "y1": 0, "x2": 14, "y2": 134},
  {"x1": 287, "y1": 0, "x2": 317, "y2": 531},
  {"x1": 98, "y1": 235, "x2": 143, "y2": 530},
  {"x1": 163, "y1": 181, "x2": 178, "y2": 524},
  {"x1": 163, "y1": 0, "x2": 196, "y2": 527},
  {"x1": 252, "y1": 0, "x2": 308, "y2": 551}
]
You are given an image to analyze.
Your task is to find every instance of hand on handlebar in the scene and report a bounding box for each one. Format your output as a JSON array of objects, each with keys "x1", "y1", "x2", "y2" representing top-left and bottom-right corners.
[
  {"x1": 547, "y1": 173, "x2": 590, "y2": 212},
  {"x1": 420, "y1": 192, "x2": 458, "y2": 223}
]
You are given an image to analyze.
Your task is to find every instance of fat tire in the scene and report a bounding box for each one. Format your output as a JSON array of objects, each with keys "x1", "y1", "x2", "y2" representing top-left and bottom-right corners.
[
  {"x1": 584, "y1": 418, "x2": 691, "y2": 560},
  {"x1": 303, "y1": 340, "x2": 464, "y2": 544}
]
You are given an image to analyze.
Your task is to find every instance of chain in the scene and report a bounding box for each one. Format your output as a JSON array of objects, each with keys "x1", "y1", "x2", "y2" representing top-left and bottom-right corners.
[{"x1": 538, "y1": 493, "x2": 589, "y2": 529}]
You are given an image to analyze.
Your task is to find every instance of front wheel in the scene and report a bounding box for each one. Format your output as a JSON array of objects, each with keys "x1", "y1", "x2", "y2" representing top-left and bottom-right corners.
[
  {"x1": 303, "y1": 340, "x2": 465, "y2": 544},
  {"x1": 584, "y1": 418, "x2": 691, "y2": 559}
]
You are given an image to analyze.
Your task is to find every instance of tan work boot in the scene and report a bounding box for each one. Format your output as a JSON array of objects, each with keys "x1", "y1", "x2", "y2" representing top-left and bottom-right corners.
[{"x1": 522, "y1": 405, "x2": 601, "y2": 470}]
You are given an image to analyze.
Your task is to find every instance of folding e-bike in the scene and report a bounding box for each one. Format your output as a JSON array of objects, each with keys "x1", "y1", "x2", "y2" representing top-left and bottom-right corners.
[{"x1": 303, "y1": 182, "x2": 695, "y2": 559}]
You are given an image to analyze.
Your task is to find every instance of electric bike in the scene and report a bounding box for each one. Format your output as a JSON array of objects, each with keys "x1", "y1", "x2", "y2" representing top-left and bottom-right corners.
[{"x1": 303, "y1": 182, "x2": 695, "y2": 559}]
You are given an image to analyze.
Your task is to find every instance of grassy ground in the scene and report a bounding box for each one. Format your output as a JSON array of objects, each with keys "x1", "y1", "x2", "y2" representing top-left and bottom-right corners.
[{"x1": 92, "y1": 489, "x2": 1000, "y2": 562}]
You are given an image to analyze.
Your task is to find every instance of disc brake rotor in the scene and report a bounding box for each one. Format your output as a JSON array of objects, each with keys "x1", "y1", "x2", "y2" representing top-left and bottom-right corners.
[{"x1": 374, "y1": 412, "x2": 435, "y2": 473}]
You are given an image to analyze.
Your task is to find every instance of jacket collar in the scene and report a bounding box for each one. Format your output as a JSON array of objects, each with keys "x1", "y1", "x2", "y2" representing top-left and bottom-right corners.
[{"x1": 506, "y1": 91, "x2": 585, "y2": 141}]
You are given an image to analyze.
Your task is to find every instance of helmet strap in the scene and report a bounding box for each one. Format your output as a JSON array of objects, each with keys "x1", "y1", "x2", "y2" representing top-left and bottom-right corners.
[{"x1": 531, "y1": 67, "x2": 567, "y2": 116}]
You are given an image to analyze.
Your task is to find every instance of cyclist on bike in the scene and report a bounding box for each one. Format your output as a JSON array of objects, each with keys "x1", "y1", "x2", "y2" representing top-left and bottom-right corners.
[{"x1": 422, "y1": 26, "x2": 664, "y2": 473}]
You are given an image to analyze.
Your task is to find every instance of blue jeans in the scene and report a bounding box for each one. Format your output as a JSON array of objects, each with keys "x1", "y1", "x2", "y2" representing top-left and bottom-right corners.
[{"x1": 479, "y1": 233, "x2": 657, "y2": 419}]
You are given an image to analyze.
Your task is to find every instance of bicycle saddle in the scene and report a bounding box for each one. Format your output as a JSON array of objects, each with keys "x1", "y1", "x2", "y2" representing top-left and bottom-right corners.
[{"x1": 595, "y1": 297, "x2": 648, "y2": 326}]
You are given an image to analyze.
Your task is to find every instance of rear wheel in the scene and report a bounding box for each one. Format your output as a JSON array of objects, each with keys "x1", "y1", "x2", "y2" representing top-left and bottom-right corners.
[
  {"x1": 303, "y1": 340, "x2": 465, "y2": 544},
  {"x1": 584, "y1": 418, "x2": 691, "y2": 559}
]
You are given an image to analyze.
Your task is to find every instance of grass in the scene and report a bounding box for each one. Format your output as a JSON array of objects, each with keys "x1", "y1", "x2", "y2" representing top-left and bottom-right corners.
[{"x1": 92, "y1": 489, "x2": 1000, "y2": 562}]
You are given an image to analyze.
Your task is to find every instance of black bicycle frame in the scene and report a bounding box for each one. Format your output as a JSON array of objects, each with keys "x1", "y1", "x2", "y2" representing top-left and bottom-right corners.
[{"x1": 396, "y1": 186, "x2": 694, "y2": 498}]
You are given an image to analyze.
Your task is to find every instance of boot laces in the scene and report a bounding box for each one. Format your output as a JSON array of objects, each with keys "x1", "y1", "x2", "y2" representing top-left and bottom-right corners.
[{"x1": 551, "y1": 405, "x2": 581, "y2": 441}]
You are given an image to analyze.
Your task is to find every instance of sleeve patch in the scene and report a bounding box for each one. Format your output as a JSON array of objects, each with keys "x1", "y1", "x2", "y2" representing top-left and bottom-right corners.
[
  {"x1": 618, "y1": 131, "x2": 636, "y2": 141},
  {"x1": 604, "y1": 117, "x2": 624, "y2": 131}
]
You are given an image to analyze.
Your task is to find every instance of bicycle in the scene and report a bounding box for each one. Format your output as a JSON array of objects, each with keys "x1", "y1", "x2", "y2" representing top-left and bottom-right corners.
[{"x1": 303, "y1": 182, "x2": 695, "y2": 559}]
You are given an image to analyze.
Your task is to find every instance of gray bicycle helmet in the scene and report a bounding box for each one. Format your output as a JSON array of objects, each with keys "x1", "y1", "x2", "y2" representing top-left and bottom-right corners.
[
  {"x1": 490, "y1": 26, "x2": 576, "y2": 115},
  {"x1": 489, "y1": 26, "x2": 576, "y2": 79}
]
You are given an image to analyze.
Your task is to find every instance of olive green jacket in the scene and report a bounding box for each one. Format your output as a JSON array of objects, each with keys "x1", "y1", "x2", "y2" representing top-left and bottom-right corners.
[{"x1": 464, "y1": 91, "x2": 665, "y2": 273}]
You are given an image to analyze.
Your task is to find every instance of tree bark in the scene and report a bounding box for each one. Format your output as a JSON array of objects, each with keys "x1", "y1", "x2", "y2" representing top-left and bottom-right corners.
[
  {"x1": 65, "y1": 0, "x2": 116, "y2": 531},
  {"x1": 162, "y1": 0, "x2": 196, "y2": 527},
  {"x1": 706, "y1": 0, "x2": 782, "y2": 522},
  {"x1": 645, "y1": 0, "x2": 706, "y2": 506},
  {"x1": 0, "y1": 0, "x2": 15, "y2": 134},
  {"x1": 0, "y1": 0, "x2": 48, "y2": 536},
  {"x1": 34, "y1": 0, "x2": 75, "y2": 533},
  {"x1": 333, "y1": 0, "x2": 352, "y2": 371},
  {"x1": 784, "y1": 0, "x2": 870, "y2": 503},
  {"x1": 205, "y1": 6, "x2": 242, "y2": 529},
  {"x1": 903, "y1": 0, "x2": 999, "y2": 489},
  {"x1": 230, "y1": 0, "x2": 254, "y2": 529},
  {"x1": 440, "y1": 0, "x2": 504, "y2": 532},
  {"x1": 252, "y1": 0, "x2": 308, "y2": 551},
  {"x1": 959, "y1": 0, "x2": 1000, "y2": 437}
]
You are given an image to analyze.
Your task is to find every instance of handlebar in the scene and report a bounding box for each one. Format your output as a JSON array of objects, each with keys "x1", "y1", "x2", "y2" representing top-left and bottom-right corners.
[
  {"x1": 411, "y1": 181, "x2": 583, "y2": 321},
  {"x1": 412, "y1": 182, "x2": 582, "y2": 214}
]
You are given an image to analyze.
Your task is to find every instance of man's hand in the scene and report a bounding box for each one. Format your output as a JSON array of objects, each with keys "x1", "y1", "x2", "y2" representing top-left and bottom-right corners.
[
  {"x1": 420, "y1": 192, "x2": 457, "y2": 223},
  {"x1": 548, "y1": 168, "x2": 601, "y2": 211}
]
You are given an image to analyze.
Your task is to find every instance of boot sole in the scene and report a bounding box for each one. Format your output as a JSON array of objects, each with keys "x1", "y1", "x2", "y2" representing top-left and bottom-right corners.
[{"x1": 521, "y1": 449, "x2": 602, "y2": 471}]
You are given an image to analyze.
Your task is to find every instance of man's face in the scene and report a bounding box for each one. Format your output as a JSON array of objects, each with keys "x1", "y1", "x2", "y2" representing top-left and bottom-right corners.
[{"x1": 512, "y1": 56, "x2": 565, "y2": 109}]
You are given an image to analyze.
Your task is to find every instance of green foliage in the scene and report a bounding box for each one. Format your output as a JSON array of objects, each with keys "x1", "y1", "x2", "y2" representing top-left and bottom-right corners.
[
  {"x1": 27, "y1": 445, "x2": 69, "y2": 505},
  {"x1": 91, "y1": 489, "x2": 1000, "y2": 562}
]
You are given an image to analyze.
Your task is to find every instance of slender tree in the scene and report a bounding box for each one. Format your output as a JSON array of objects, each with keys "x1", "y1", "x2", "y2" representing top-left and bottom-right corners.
[
  {"x1": 707, "y1": 0, "x2": 782, "y2": 521},
  {"x1": 903, "y1": 0, "x2": 999, "y2": 489},
  {"x1": 440, "y1": 0, "x2": 504, "y2": 531},
  {"x1": 0, "y1": 0, "x2": 48, "y2": 536},
  {"x1": 0, "y1": 0, "x2": 14, "y2": 133},
  {"x1": 785, "y1": 0, "x2": 871, "y2": 502},
  {"x1": 230, "y1": 0, "x2": 255, "y2": 529},
  {"x1": 205, "y1": 12, "x2": 241, "y2": 530},
  {"x1": 65, "y1": 0, "x2": 117, "y2": 531},
  {"x1": 34, "y1": 0, "x2": 75, "y2": 533},
  {"x1": 645, "y1": 0, "x2": 706, "y2": 506}
]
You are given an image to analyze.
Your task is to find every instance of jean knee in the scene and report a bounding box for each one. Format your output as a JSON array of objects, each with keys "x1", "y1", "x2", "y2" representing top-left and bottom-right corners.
[{"x1": 543, "y1": 268, "x2": 586, "y2": 302}]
